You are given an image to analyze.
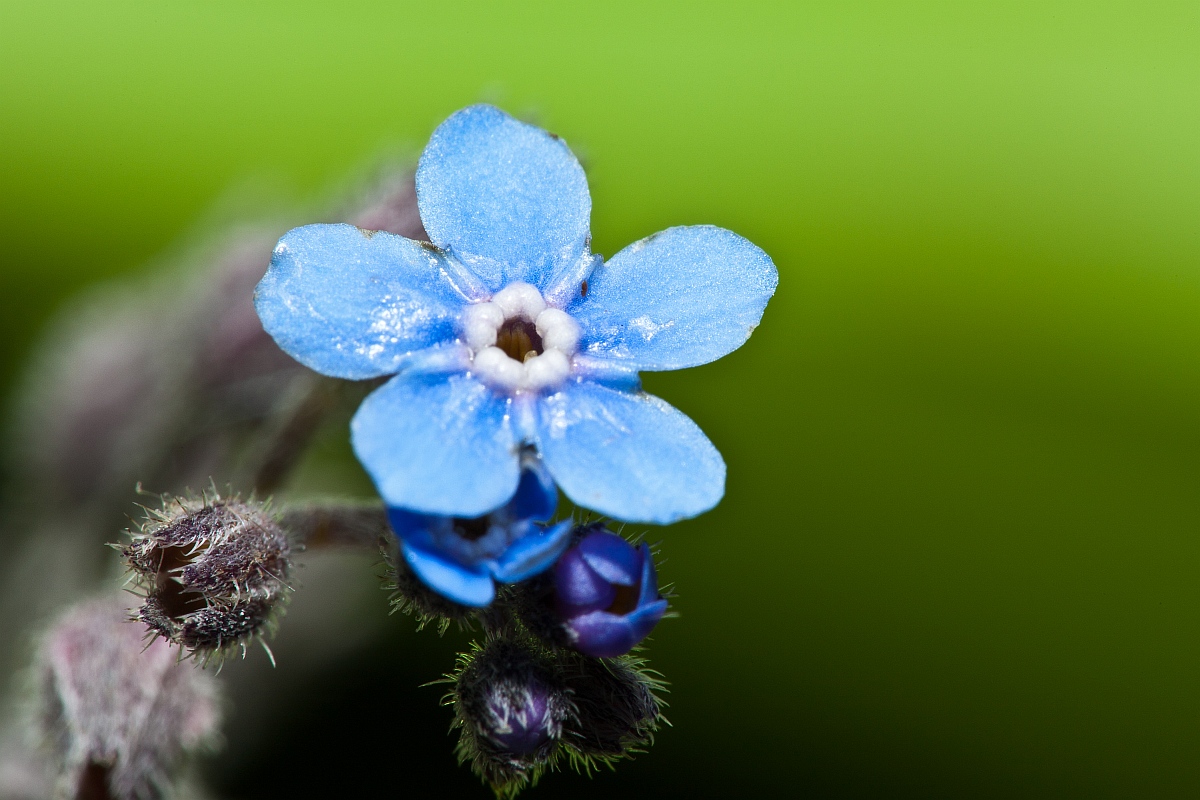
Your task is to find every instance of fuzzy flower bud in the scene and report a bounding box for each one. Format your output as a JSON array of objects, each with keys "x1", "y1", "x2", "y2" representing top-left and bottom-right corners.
[
  {"x1": 122, "y1": 492, "x2": 291, "y2": 660},
  {"x1": 35, "y1": 595, "x2": 220, "y2": 800},
  {"x1": 558, "y1": 652, "x2": 664, "y2": 764},
  {"x1": 448, "y1": 638, "x2": 574, "y2": 797}
]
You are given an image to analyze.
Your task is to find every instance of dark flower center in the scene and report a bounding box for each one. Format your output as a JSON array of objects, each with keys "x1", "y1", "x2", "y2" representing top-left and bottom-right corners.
[
  {"x1": 155, "y1": 544, "x2": 209, "y2": 621},
  {"x1": 454, "y1": 516, "x2": 493, "y2": 541},
  {"x1": 496, "y1": 319, "x2": 543, "y2": 361},
  {"x1": 608, "y1": 581, "x2": 642, "y2": 615}
]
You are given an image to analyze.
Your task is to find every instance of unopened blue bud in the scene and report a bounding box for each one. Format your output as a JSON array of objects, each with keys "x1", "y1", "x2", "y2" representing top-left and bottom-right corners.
[
  {"x1": 481, "y1": 675, "x2": 556, "y2": 755},
  {"x1": 552, "y1": 527, "x2": 668, "y2": 658}
]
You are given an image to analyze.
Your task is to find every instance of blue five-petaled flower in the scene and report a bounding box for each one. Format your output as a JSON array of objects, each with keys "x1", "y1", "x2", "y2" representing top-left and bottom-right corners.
[{"x1": 255, "y1": 104, "x2": 778, "y2": 524}]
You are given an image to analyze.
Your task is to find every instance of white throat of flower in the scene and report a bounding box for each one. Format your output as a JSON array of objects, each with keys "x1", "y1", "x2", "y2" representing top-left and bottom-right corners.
[{"x1": 463, "y1": 282, "x2": 580, "y2": 392}]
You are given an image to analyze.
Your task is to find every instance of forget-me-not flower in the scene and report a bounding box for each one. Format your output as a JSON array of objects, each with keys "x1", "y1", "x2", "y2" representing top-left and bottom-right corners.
[
  {"x1": 388, "y1": 457, "x2": 573, "y2": 606},
  {"x1": 255, "y1": 104, "x2": 777, "y2": 524}
]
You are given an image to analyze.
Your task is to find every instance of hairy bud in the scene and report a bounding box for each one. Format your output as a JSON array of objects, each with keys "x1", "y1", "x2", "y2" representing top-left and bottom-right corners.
[
  {"x1": 122, "y1": 492, "x2": 291, "y2": 660},
  {"x1": 558, "y1": 652, "x2": 665, "y2": 767},
  {"x1": 36, "y1": 595, "x2": 220, "y2": 800},
  {"x1": 447, "y1": 638, "x2": 574, "y2": 798}
]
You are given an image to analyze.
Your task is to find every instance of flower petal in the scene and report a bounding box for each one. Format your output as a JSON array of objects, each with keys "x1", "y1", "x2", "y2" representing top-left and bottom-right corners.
[
  {"x1": 507, "y1": 460, "x2": 558, "y2": 523},
  {"x1": 255, "y1": 223, "x2": 469, "y2": 379},
  {"x1": 489, "y1": 520, "x2": 575, "y2": 584},
  {"x1": 626, "y1": 599, "x2": 669, "y2": 643},
  {"x1": 536, "y1": 382, "x2": 726, "y2": 524},
  {"x1": 352, "y1": 372, "x2": 519, "y2": 517},
  {"x1": 554, "y1": 547, "x2": 616, "y2": 613},
  {"x1": 569, "y1": 225, "x2": 778, "y2": 371},
  {"x1": 416, "y1": 105, "x2": 592, "y2": 291},
  {"x1": 565, "y1": 610, "x2": 636, "y2": 658},
  {"x1": 636, "y1": 543, "x2": 661, "y2": 607},
  {"x1": 386, "y1": 507, "x2": 432, "y2": 541},
  {"x1": 578, "y1": 530, "x2": 640, "y2": 586},
  {"x1": 402, "y1": 539, "x2": 495, "y2": 607},
  {"x1": 564, "y1": 600, "x2": 668, "y2": 658}
]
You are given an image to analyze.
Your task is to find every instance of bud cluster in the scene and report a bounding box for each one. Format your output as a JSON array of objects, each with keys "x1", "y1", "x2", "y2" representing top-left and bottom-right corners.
[
  {"x1": 122, "y1": 491, "x2": 291, "y2": 661},
  {"x1": 374, "y1": 517, "x2": 672, "y2": 797},
  {"x1": 444, "y1": 635, "x2": 665, "y2": 798}
]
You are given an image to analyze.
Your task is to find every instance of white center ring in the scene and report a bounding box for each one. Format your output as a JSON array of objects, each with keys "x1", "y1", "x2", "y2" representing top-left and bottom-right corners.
[{"x1": 463, "y1": 282, "x2": 580, "y2": 392}]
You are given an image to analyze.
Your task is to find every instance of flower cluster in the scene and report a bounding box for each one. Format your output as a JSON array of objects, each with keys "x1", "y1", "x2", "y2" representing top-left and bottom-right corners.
[{"x1": 254, "y1": 104, "x2": 776, "y2": 793}]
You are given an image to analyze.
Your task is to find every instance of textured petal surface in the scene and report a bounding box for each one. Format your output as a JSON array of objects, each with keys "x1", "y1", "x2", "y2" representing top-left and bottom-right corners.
[
  {"x1": 417, "y1": 105, "x2": 591, "y2": 290},
  {"x1": 578, "y1": 530, "x2": 640, "y2": 586},
  {"x1": 255, "y1": 224, "x2": 467, "y2": 379},
  {"x1": 569, "y1": 225, "x2": 778, "y2": 371},
  {"x1": 554, "y1": 548, "x2": 615, "y2": 612},
  {"x1": 490, "y1": 520, "x2": 575, "y2": 583},
  {"x1": 402, "y1": 540, "x2": 495, "y2": 607},
  {"x1": 352, "y1": 372, "x2": 519, "y2": 517},
  {"x1": 537, "y1": 383, "x2": 726, "y2": 524}
]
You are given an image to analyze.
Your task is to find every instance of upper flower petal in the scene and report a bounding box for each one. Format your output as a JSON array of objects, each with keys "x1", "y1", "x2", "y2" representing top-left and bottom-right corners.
[
  {"x1": 569, "y1": 225, "x2": 778, "y2": 371},
  {"x1": 255, "y1": 223, "x2": 469, "y2": 379},
  {"x1": 536, "y1": 382, "x2": 726, "y2": 524},
  {"x1": 578, "y1": 530, "x2": 641, "y2": 586},
  {"x1": 554, "y1": 547, "x2": 616, "y2": 613},
  {"x1": 416, "y1": 104, "x2": 592, "y2": 291},
  {"x1": 352, "y1": 372, "x2": 520, "y2": 517}
]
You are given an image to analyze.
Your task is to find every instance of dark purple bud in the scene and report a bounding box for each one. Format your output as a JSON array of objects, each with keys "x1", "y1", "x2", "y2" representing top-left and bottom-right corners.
[
  {"x1": 482, "y1": 676, "x2": 556, "y2": 756},
  {"x1": 35, "y1": 595, "x2": 220, "y2": 800},
  {"x1": 450, "y1": 638, "x2": 574, "y2": 796},
  {"x1": 551, "y1": 527, "x2": 668, "y2": 658},
  {"x1": 122, "y1": 492, "x2": 291, "y2": 659}
]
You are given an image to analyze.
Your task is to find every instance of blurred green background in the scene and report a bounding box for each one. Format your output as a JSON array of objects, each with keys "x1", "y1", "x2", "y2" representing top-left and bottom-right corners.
[{"x1": 3, "y1": 0, "x2": 1200, "y2": 796}]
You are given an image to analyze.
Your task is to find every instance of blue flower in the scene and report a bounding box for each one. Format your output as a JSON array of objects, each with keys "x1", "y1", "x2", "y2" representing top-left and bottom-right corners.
[
  {"x1": 388, "y1": 459, "x2": 574, "y2": 607},
  {"x1": 255, "y1": 104, "x2": 777, "y2": 524},
  {"x1": 552, "y1": 527, "x2": 667, "y2": 658}
]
